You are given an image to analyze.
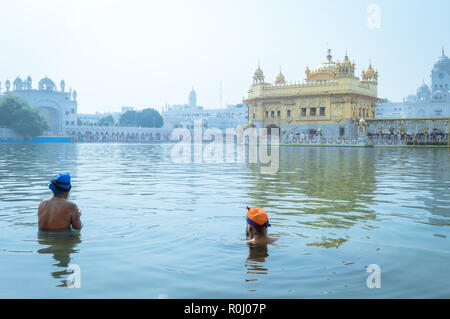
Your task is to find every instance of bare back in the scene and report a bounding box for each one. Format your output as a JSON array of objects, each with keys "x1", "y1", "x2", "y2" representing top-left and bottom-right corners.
[{"x1": 38, "y1": 196, "x2": 82, "y2": 231}]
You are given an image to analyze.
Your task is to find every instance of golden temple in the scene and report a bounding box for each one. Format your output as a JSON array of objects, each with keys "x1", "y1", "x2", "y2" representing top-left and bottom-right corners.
[{"x1": 244, "y1": 49, "x2": 383, "y2": 137}]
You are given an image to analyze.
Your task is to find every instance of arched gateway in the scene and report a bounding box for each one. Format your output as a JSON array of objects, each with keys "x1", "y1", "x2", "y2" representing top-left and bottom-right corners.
[
  {"x1": 0, "y1": 76, "x2": 78, "y2": 135},
  {"x1": 265, "y1": 124, "x2": 280, "y2": 136}
]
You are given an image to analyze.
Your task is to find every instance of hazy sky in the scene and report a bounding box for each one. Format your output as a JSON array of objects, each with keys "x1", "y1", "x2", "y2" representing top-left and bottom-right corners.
[{"x1": 0, "y1": 0, "x2": 448, "y2": 114}]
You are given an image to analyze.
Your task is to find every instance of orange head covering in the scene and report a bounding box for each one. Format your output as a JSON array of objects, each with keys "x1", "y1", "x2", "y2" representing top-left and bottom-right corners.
[{"x1": 246, "y1": 207, "x2": 271, "y2": 229}]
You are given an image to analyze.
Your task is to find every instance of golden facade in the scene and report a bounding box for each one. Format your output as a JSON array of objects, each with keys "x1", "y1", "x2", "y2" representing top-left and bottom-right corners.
[{"x1": 244, "y1": 49, "x2": 383, "y2": 136}]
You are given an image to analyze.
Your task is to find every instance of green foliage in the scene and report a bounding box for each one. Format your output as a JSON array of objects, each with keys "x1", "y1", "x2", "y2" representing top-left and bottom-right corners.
[
  {"x1": 119, "y1": 110, "x2": 138, "y2": 126},
  {"x1": 0, "y1": 96, "x2": 49, "y2": 138},
  {"x1": 119, "y1": 108, "x2": 164, "y2": 128},
  {"x1": 137, "y1": 108, "x2": 164, "y2": 128},
  {"x1": 98, "y1": 115, "x2": 115, "y2": 126}
]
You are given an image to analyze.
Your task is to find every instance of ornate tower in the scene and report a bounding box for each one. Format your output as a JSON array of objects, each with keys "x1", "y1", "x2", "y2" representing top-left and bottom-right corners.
[
  {"x1": 26, "y1": 76, "x2": 32, "y2": 90},
  {"x1": 431, "y1": 47, "x2": 450, "y2": 94},
  {"x1": 361, "y1": 61, "x2": 379, "y2": 82},
  {"x1": 189, "y1": 87, "x2": 197, "y2": 107},
  {"x1": 336, "y1": 51, "x2": 356, "y2": 78},
  {"x1": 416, "y1": 81, "x2": 431, "y2": 102},
  {"x1": 13, "y1": 76, "x2": 23, "y2": 91},
  {"x1": 253, "y1": 61, "x2": 265, "y2": 84}
]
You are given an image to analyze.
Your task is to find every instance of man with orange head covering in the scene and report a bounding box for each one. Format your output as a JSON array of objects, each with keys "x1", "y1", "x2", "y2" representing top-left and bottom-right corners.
[{"x1": 246, "y1": 206, "x2": 278, "y2": 245}]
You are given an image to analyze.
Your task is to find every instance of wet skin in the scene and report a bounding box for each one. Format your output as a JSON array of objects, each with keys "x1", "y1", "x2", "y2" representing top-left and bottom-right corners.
[
  {"x1": 246, "y1": 224, "x2": 278, "y2": 245},
  {"x1": 38, "y1": 192, "x2": 82, "y2": 232}
]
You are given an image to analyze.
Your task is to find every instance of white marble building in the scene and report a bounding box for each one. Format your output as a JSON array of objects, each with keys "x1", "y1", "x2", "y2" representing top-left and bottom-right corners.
[
  {"x1": 377, "y1": 48, "x2": 450, "y2": 118},
  {"x1": 0, "y1": 76, "x2": 78, "y2": 134},
  {"x1": 162, "y1": 87, "x2": 248, "y2": 130}
]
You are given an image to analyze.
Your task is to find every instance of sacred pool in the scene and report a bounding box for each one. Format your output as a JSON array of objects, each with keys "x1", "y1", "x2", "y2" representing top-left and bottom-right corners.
[{"x1": 0, "y1": 143, "x2": 449, "y2": 298}]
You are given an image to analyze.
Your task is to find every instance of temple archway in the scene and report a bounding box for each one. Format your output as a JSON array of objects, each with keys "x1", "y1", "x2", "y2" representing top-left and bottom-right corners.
[{"x1": 265, "y1": 124, "x2": 280, "y2": 136}]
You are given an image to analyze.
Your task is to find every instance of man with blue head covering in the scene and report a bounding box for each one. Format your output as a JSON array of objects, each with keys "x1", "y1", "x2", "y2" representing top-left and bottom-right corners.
[{"x1": 38, "y1": 173, "x2": 82, "y2": 232}]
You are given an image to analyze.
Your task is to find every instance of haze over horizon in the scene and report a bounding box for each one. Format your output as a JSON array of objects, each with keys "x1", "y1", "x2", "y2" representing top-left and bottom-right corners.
[{"x1": 0, "y1": 0, "x2": 448, "y2": 114}]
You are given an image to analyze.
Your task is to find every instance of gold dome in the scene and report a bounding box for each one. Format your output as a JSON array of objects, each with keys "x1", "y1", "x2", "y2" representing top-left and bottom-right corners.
[
  {"x1": 305, "y1": 49, "x2": 337, "y2": 82},
  {"x1": 340, "y1": 51, "x2": 354, "y2": 67},
  {"x1": 361, "y1": 61, "x2": 379, "y2": 81},
  {"x1": 254, "y1": 67, "x2": 264, "y2": 78},
  {"x1": 315, "y1": 48, "x2": 337, "y2": 71},
  {"x1": 275, "y1": 68, "x2": 286, "y2": 85},
  {"x1": 253, "y1": 61, "x2": 265, "y2": 84}
]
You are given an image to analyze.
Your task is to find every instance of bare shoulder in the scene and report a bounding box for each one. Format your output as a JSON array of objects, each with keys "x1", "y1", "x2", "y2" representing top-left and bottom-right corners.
[
  {"x1": 38, "y1": 197, "x2": 51, "y2": 213},
  {"x1": 39, "y1": 197, "x2": 51, "y2": 205},
  {"x1": 65, "y1": 200, "x2": 79, "y2": 212}
]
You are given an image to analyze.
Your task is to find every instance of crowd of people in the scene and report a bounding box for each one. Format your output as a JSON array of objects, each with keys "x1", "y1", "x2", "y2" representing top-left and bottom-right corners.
[
  {"x1": 70, "y1": 131, "x2": 170, "y2": 143},
  {"x1": 279, "y1": 130, "x2": 449, "y2": 145},
  {"x1": 367, "y1": 132, "x2": 449, "y2": 145}
]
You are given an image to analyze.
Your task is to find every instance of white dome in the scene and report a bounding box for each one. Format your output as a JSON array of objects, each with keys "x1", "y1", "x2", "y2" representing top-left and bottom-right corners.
[
  {"x1": 38, "y1": 77, "x2": 56, "y2": 90},
  {"x1": 417, "y1": 83, "x2": 431, "y2": 94},
  {"x1": 316, "y1": 61, "x2": 337, "y2": 71},
  {"x1": 433, "y1": 50, "x2": 450, "y2": 71}
]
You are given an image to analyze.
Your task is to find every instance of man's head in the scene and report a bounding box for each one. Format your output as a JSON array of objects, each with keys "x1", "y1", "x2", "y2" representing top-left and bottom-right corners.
[
  {"x1": 48, "y1": 173, "x2": 71, "y2": 198},
  {"x1": 246, "y1": 206, "x2": 271, "y2": 237}
]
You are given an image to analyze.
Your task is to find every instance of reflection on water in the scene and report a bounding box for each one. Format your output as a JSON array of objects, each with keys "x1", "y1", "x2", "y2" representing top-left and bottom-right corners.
[
  {"x1": 245, "y1": 244, "x2": 269, "y2": 288},
  {"x1": 246, "y1": 148, "x2": 377, "y2": 248},
  {"x1": 36, "y1": 231, "x2": 81, "y2": 287},
  {"x1": 0, "y1": 143, "x2": 449, "y2": 298}
]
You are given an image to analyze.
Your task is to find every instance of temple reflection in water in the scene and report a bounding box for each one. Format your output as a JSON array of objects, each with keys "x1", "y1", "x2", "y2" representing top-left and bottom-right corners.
[{"x1": 245, "y1": 146, "x2": 377, "y2": 248}]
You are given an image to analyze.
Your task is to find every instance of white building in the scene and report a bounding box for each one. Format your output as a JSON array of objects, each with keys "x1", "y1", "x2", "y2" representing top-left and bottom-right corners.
[
  {"x1": 377, "y1": 48, "x2": 450, "y2": 118},
  {"x1": 162, "y1": 87, "x2": 248, "y2": 130},
  {"x1": 0, "y1": 76, "x2": 78, "y2": 134}
]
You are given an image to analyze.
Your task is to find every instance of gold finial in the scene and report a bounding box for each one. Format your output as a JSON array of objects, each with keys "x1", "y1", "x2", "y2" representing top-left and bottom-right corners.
[{"x1": 327, "y1": 48, "x2": 332, "y2": 62}]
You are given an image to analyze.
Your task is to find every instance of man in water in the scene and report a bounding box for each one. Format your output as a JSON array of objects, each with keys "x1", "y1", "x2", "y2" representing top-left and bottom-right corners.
[
  {"x1": 245, "y1": 206, "x2": 278, "y2": 245},
  {"x1": 38, "y1": 173, "x2": 82, "y2": 232}
]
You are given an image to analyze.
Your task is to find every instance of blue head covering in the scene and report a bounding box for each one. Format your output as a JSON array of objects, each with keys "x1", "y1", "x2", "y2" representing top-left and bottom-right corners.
[{"x1": 48, "y1": 173, "x2": 71, "y2": 194}]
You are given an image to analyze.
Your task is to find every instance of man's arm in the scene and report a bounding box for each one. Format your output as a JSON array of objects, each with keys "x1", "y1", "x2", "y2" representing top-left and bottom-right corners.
[{"x1": 70, "y1": 204, "x2": 82, "y2": 230}]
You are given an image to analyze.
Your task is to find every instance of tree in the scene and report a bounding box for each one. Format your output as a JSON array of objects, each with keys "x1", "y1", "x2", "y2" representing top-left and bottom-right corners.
[
  {"x1": 0, "y1": 96, "x2": 24, "y2": 127},
  {"x1": 98, "y1": 115, "x2": 115, "y2": 126},
  {"x1": 119, "y1": 110, "x2": 138, "y2": 127},
  {"x1": 119, "y1": 109, "x2": 164, "y2": 128},
  {"x1": 137, "y1": 108, "x2": 164, "y2": 128},
  {"x1": 0, "y1": 96, "x2": 49, "y2": 138}
]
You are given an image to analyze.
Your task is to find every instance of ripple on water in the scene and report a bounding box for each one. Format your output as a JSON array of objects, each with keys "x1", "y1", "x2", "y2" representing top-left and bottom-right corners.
[{"x1": 0, "y1": 144, "x2": 449, "y2": 298}]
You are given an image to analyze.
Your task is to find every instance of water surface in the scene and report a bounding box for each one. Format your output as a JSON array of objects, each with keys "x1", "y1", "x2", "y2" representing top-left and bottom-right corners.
[{"x1": 0, "y1": 143, "x2": 449, "y2": 298}]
